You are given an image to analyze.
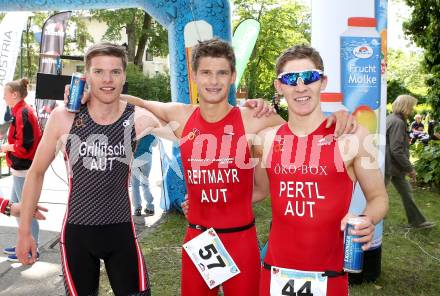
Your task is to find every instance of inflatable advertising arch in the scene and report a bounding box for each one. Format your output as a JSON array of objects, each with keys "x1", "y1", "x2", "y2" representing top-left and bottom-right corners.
[{"x1": 0, "y1": 0, "x2": 235, "y2": 209}]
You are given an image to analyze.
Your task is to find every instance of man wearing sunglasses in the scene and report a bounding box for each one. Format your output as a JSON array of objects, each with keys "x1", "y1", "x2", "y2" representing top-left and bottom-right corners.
[{"x1": 253, "y1": 45, "x2": 388, "y2": 296}]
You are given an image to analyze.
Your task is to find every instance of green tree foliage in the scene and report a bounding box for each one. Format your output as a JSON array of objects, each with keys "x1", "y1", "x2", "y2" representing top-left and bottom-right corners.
[
  {"x1": 126, "y1": 64, "x2": 171, "y2": 102},
  {"x1": 387, "y1": 48, "x2": 428, "y2": 103},
  {"x1": 412, "y1": 142, "x2": 440, "y2": 188},
  {"x1": 403, "y1": 0, "x2": 440, "y2": 118},
  {"x1": 91, "y1": 9, "x2": 168, "y2": 68},
  {"x1": 233, "y1": 0, "x2": 310, "y2": 100},
  {"x1": 64, "y1": 13, "x2": 94, "y2": 54}
]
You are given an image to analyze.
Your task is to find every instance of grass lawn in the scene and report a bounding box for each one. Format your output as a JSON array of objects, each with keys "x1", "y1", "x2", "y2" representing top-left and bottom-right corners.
[{"x1": 100, "y1": 184, "x2": 440, "y2": 295}]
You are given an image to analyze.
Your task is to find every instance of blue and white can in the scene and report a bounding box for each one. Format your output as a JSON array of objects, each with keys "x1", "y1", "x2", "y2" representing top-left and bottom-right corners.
[
  {"x1": 340, "y1": 17, "x2": 381, "y2": 113},
  {"x1": 67, "y1": 72, "x2": 86, "y2": 113},
  {"x1": 343, "y1": 216, "x2": 364, "y2": 273}
]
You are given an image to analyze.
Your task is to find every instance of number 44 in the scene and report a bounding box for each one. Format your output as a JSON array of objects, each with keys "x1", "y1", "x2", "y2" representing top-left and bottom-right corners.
[{"x1": 282, "y1": 280, "x2": 313, "y2": 296}]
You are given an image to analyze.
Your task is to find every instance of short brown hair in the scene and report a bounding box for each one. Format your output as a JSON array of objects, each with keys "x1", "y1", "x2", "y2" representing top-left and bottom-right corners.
[
  {"x1": 191, "y1": 38, "x2": 236, "y2": 73},
  {"x1": 5, "y1": 78, "x2": 29, "y2": 99},
  {"x1": 84, "y1": 42, "x2": 128, "y2": 71},
  {"x1": 275, "y1": 45, "x2": 324, "y2": 75}
]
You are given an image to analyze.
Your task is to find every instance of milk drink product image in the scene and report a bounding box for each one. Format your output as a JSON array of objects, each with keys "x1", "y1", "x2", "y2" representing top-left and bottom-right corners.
[{"x1": 340, "y1": 17, "x2": 381, "y2": 113}]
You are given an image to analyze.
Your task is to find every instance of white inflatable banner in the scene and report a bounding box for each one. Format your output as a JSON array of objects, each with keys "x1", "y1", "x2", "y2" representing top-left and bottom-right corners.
[{"x1": 0, "y1": 12, "x2": 31, "y2": 124}]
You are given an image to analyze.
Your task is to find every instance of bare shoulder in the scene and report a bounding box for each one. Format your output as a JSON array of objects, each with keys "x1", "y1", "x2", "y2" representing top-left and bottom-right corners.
[
  {"x1": 134, "y1": 106, "x2": 159, "y2": 131},
  {"x1": 134, "y1": 105, "x2": 157, "y2": 120},
  {"x1": 253, "y1": 124, "x2": 283, "y2": 159},
  {"x1": 47, "y1": 105, "x2": 75, "y2": 135},
  {"x1": 337, "y1": 125, "x2": 371, "y2": 151},
  {"x1": 174, "y1": 102, "x2": 197, "y2": 120},
  {"x1": 170, "y1": 103, "x2": 197, "y2": 136},
  {"x1": 337, "y1": 125, "x2": 378, "y2": 177},
  {"x1": 240, "y1": 106, "x2": 285, "y2": 134},
  {"x1": 257, "y1": 124, "x2": 282, "y2": 139}
]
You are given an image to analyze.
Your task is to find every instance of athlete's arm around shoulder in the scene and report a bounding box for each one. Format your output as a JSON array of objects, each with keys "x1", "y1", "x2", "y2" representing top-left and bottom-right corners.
[
  {"x1": 134, "y1": 106, "x2": 178, "y2": 141},
  {"x1": 123, "y1": 94, "x2": 194, "y2": 128},
  {"x1": 17, "y1": 105, "x2": 74, "y2": 265},
  {"x1": 240, "y1": 106, "x2": 285, "y2": 136},
  {"x1": 252, "y1": 125, "x2": 282, "y2": 202},
  {"x1": 339, "y1": 127, "x2": 389, "y2": 225}
]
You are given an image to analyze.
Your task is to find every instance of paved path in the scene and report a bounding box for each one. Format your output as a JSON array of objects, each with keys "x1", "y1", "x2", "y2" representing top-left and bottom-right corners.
[{"x1": 0, "y1": 147, "x2": 165, "y2": 296}]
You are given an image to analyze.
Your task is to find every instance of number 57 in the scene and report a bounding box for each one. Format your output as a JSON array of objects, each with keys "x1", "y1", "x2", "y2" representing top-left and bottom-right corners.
[{"x1": 199, "y1": 244, "x2": 227, "y2": 269}]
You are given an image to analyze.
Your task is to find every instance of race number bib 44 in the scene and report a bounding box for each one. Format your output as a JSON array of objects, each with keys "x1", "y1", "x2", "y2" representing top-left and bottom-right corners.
[
  {"x1": 183, "y1": 228, "x2": 240, "y2": 289},
  {"x1": 270, "y1": 266, "x2": 328, "y2": 296}
]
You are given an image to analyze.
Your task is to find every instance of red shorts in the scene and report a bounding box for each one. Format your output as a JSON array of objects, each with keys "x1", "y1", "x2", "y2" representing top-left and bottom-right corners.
[{"x1": 181, "y1": 226, "x2": 260, "y2": 296}]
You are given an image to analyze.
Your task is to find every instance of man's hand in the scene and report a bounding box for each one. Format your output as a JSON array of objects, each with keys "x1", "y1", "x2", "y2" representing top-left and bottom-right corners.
[
  {"x1": 181, "y1": 194, "x2": 188, "y2": 219},
  {"x1": 326, "y1": 110, "x2": 357, "y2": 138},
  {"x1": 10, "y1": 203, "x2": 48, "y2": 220},
  {"x1": 341, "y1": 213, "x2": 375, "y2": 251},
  {"x1": 1, "y1": 144, "x2": 13, "y2": 153},
  {"x1": 16, "y1": 232, "x2": 38, "y2": 265},
  {"x1": 408, "y1": 170, "x2": 417, "y2": 182},
  {"x1": 243, "y1": 99, "x2": 277, "y2": 118},
  {"x1": 1, "y1": 144, "x2": 8, "y2": 153},
  {"x1": 64, "y1": 84, "x2": 90, "y2": 105}
]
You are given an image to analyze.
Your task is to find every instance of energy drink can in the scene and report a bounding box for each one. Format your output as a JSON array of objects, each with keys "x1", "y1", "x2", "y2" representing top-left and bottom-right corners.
[
  {"x1": 67, "y1": 72, "x2": 86, "y2": 113},
  {"x1": 343, "y1": 216, "x2": 364, "y2": 273}
]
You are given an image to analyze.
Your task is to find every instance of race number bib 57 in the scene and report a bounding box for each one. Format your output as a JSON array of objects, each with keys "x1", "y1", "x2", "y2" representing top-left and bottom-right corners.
[
  {"x1": 183, "y1": 228, "x2": 240, "y2": 289},
  {"x1": 270, "y1": 266, "x2": 328, "y2": 296}
]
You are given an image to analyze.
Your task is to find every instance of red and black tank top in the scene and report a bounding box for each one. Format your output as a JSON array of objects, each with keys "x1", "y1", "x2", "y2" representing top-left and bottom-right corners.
[{"x1": 65, "y1": 104, "x2": 136, "y2": 225}]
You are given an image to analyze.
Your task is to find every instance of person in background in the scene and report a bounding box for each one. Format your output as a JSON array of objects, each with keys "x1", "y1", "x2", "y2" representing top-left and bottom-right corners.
[
  {"x1": 386, "y1": 95, "x2": 435, "y2": 229},
  {"x1": 410, "y1": 114, "x2": 429, "y2": 144},
  {"x1": 2, "y1": 78, "x2": 42, "y2": 262},
  {"x1": 131, "y1": 134, "x2": 157, "y2": 216}
]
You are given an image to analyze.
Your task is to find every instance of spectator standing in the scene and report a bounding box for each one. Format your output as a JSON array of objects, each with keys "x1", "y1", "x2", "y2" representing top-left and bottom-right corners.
[
  {"x1": 385, "y1": 95, "x2": 435, "y2": 229},
  {"x1": 1, "y1": 78, "x2": 42, "y2": 261},
  {"x1": 131, "y1": 134, "x2": 157, "y2": 216}
]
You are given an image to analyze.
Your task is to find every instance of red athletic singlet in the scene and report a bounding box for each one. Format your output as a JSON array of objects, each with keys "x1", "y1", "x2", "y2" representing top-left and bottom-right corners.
[
  {"x1": 180, "y1": 106, "x2": 254, "y2": 228},
  {"x1": 180, "y1": 106, "x2": 260, "y2": 296},
  {"x1": 260, "y1": 121, "x2": 354, "y2": 296}
]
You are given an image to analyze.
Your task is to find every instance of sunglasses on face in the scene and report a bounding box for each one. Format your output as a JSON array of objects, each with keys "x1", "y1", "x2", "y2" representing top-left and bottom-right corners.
[{"x1": 277, "y1": 70, "x2": 323, "y2": 86}]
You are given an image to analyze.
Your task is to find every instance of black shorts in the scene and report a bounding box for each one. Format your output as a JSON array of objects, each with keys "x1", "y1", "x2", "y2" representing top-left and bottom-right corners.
[{"x1": 61, "y1": 222, "x2": 150, "y2": 296}]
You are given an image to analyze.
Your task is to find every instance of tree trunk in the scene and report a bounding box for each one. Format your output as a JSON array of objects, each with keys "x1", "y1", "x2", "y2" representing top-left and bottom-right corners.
[
  {"x1": 134, "y1": 12, "x2": 152, "y2": 69},
  {"x1": 126, "y1": 12, "x2": 136, "y2": 62}
]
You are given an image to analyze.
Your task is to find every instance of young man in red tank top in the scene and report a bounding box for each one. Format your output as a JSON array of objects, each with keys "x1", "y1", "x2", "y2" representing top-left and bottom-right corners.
[
  {"x1": 253, "y1": 45, "x2": 389, "y2": 296},
  {"x1": 121, "y1": 39, "x2": 357, "y2": 295}
]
